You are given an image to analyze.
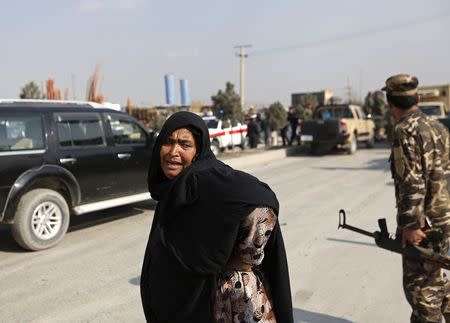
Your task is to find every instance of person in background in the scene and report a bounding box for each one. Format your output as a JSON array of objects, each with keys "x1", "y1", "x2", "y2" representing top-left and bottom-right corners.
[
  {"x1": 287, "y1": 106, "x2": 299, "y2": 145},
  {"x1": 259, "y1": 110, "x2": 271, "y2": 147},
  {"x1": 247, "y1": 114, "x2": 260, "y2": 148},
  {"x1": 302, "y1": 101, "x2": 314, "y2": 121},
  {"x1": 140, "y1": 111, "x2": 293, "y2": 323}
]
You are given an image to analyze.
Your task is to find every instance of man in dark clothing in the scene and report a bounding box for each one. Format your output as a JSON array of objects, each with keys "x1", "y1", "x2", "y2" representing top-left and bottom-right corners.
[
  {"x1": 247, "y1": 115, "x2": 260, "y2": 148},
  {"x1": 287, "y1": 106, "x2": 299, "y2": 145},
  {"x1": 259, "y1": 111, "x2": 271, "y2": 146},
  {"x1": 383, "y1": 74, "x2": 450, "y2": 323}
]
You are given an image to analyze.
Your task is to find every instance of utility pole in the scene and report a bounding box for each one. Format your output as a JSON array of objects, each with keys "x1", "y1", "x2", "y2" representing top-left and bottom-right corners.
[
  {"x1": 359, "y1": 69, "x2": 363, "y2": 103},
  {"x1": 346, "y1": 77, "x2": 353, "y2": 103},
  {"x1": 234, "y1": 44, "x2": 252, "y2": 109},
  {"x1": 71, "y1": 74, "x2": 77, "y2": 100}
]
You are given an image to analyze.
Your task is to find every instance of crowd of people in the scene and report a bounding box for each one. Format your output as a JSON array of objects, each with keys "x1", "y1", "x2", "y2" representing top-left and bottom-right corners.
[{"x1": 244, "y1": 102, "x2": 316, "y2": 149}]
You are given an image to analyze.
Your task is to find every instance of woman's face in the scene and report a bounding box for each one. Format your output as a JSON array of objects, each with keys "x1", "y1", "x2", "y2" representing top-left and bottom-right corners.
[{"x1": 159, "y1": 128, "x2": 197, "y2": 179}]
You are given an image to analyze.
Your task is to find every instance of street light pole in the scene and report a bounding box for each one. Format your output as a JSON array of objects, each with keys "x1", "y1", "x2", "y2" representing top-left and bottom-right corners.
[{"x1": 234, "y1": 44, "x2": 252, "y2": 109}]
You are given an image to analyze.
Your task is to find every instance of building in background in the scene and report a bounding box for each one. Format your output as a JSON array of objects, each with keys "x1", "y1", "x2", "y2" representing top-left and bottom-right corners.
[{"x1": 291, "y1": 89, "x2": 334, "y2": 107}]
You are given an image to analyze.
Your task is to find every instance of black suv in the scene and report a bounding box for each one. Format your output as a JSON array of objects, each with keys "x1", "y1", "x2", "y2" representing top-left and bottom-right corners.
[{"x1": 0, "y1": 100, "x2": 153, "y2": 250}]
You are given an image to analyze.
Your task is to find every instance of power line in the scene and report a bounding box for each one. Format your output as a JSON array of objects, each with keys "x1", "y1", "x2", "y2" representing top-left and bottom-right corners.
[{"x1": 250, "y1": 9, "x2": 450, "y2": 57}]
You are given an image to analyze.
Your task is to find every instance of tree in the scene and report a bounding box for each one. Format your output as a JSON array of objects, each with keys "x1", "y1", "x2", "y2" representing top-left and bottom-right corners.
[
  {"x1": 267, "y1": 101, "x2": 287, "y2": 131},
  {"x1": 211, "y1": 82, "x2": 243, "y2": 123},
  {"x1": 19, "y1": 81, "x2": 43, "y2": 99}
]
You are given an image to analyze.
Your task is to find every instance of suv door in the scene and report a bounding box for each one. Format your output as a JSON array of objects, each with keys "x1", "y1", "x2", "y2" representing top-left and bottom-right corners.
[
  {"x1": 104, "y1": 113, "x2": 151, "y2": 195},
  {"x1": 52, "y1": 112, "x2": 118, "y2": 203},
  {"x1": 0, "y1": 112, "x2": 47, "y2": 214}
]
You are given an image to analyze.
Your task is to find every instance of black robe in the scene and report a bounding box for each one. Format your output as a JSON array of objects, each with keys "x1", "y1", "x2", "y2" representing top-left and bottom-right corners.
[{"x1": 140, "y1": 111, "x2": 293, "y2": 323}]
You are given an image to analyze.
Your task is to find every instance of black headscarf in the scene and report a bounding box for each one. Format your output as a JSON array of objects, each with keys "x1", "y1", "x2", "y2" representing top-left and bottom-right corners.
[{"x1": 140, "y1": 111, "x2": 293, "y2": 323}]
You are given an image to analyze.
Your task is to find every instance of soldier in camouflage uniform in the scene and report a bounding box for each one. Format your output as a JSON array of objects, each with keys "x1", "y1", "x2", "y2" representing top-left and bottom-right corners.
[{"x1": 383, "y1": 74, "x2": 450, "y2": 322}]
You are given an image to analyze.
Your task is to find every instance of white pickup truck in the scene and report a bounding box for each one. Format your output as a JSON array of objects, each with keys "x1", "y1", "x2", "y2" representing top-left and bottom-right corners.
[{"x1": 203, "y1": 116, "x2": 247, "y2": 156}]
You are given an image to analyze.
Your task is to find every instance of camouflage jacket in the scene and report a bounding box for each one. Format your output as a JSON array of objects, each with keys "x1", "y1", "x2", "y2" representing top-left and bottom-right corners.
[{"x1": 390, "y1": 109, "x2": 450, "y2": 234}]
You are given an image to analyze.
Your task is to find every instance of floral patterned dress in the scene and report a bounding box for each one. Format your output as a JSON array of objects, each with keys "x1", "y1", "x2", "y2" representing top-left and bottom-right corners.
[{"x1": 214, "y1": 207, "x2": 277, "y2": 323}]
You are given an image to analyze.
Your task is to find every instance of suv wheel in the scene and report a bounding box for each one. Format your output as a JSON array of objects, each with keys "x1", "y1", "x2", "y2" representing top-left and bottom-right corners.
[
  {"x1": 346, "y1": 134, "x2": 358, "y2": 154},
  {"x1": 366, "y1": 132, "x2": 375, "y2": 148},
  {"x1": 211, "y1": 140, "x2": 220, "y2": 156},
  {"x1": 12, "y1": 189, "x2": 70, "y2": 251}
]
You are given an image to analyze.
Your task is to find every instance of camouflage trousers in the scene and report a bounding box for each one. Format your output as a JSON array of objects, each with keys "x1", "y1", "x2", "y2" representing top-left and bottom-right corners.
[{"x1": 402, "y1": 238, "x2": 450, "y2": 323}]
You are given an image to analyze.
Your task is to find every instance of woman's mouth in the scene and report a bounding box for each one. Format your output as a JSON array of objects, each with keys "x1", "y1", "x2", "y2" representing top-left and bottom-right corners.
[{"x1": 165, "y1": 161, "x2": 182, "y2": 170}]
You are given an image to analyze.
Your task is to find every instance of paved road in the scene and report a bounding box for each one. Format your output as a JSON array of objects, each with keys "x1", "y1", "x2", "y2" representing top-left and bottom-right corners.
[{"x1": 1, "y1": 144, "x2": 411, "y2": 322}]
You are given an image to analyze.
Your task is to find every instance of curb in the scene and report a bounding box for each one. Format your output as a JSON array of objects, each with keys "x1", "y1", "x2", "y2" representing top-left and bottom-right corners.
[{"x1": 220, "y1": 146, "x2": 302, "y2": 169}]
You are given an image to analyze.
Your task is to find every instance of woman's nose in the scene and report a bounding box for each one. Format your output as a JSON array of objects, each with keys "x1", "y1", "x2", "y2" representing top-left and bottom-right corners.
[{"x1": 168, "y1": 144, "x2": 180, "y2": 155}]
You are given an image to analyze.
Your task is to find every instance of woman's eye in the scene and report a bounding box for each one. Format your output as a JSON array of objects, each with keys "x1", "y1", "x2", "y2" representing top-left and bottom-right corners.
[{"x1": 163, "y1": 138, "x2": 174, "y2": 145}]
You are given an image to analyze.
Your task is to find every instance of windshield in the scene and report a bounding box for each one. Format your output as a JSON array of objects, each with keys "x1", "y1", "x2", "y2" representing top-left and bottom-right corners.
[
  {"x1": 315, "y1": 106, "x2": 353, "y2": 120},
  {"x1": 203, "y1": 119, "x2": 218, "y2": 129},
  {"x1": 419, "y1": 105, "x2": 442, "y2": 116}
]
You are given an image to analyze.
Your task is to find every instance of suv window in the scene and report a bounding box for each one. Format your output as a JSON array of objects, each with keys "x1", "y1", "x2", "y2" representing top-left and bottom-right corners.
[
  {"x1": 0, "y1": 114, "x2": 44, "y2": 151},
  {"x1": 54, "y1": 113, "x2": 105, "y2": 147},
  {"x1": 316, "y1": 106, "x2": 353, "y2": 119},
  {"x1": 107, "y1": 114, "x2": 147, "y2": 145}
]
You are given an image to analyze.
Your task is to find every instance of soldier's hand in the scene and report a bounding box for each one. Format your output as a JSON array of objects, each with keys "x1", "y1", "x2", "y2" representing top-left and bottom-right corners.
[{"x1": 402, "y1": 227, "x2": 426, "y2": 248}]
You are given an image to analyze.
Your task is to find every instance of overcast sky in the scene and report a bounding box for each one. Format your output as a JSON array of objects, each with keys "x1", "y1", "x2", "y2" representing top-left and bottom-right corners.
[{"x1": 1, "y1": 0, "x2": 449, "y2": 108}]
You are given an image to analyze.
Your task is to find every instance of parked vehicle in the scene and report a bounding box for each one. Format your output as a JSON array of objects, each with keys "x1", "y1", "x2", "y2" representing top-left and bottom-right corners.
[
  {"x1": 418, "y1": 102, "x2": 447, "y2": 119},
  {"x1": 438, "y1": 117, "x2": 450, "y2": 130},
  {"x1": 203, "y1": 116, "x2": 247, "y2": 156},
  {"x1": 418, "y1": 84, "x2": 450, "y2": 116},
  {"x1": 299, "y1": 104, "x2": 375, "y2": 154},
  {"x1": 0, "y1": 99, "x2": 154, "y2": 250}
]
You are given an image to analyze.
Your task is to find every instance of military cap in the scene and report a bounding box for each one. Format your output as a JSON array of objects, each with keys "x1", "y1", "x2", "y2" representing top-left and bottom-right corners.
[{"x1": 381, "y1": 74, "x2": 419, "y2": 96}]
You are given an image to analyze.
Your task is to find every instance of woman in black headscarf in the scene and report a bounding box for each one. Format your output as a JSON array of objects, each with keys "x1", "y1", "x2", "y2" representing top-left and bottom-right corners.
[{"x1": 140, "y1": 111, "x2": 293, "y2": 323}]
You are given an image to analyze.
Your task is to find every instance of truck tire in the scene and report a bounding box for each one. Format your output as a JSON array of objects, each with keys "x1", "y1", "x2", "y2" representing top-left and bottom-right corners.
[
  {"x1": 310, "y1": 143, "x2": 320, "y2": 155},
  {"x1": 11, "y1": 189, "x2": 70, "y2": 251},
  {"x1": 366, "y1": 132, "x2": 375, "y2": 148},
  {"x1": 346, "y1": 134, "x2": 358, "y2": 154},
  {"x1": 211, "y1": 140, "x2": 220, "y2": 156}
]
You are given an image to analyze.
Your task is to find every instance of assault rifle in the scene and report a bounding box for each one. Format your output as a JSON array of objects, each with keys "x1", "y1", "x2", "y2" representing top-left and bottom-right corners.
[{"x1": 338, "y1": 209, "x2": 450, "y2": 270}]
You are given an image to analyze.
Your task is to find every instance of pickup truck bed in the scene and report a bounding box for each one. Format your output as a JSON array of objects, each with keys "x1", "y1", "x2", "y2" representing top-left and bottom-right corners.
[{"x1": 301, "y1": 119, "x2": 346, "y2": 145}]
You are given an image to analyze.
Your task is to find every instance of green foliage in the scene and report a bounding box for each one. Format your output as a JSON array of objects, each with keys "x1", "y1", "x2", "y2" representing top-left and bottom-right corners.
[
  {"x1": 211, "y1": 82, "x2": 243, "y2": 123},
  {"x1": 267, "y1": 101, "x2": 287, "y2": 130},
  {"x1": 19, "y1": 81, "x2": 43, "y2": 99}
]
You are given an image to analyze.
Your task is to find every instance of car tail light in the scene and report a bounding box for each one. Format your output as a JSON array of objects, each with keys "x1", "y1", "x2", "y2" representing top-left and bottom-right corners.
[{"x1": 339, "y1": 119, "x2": 348, "y2": 134}]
